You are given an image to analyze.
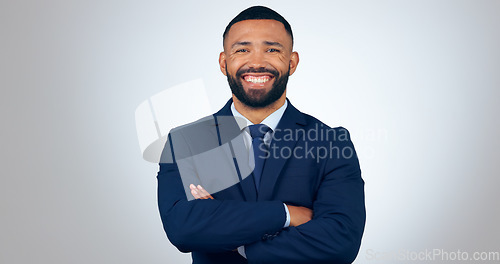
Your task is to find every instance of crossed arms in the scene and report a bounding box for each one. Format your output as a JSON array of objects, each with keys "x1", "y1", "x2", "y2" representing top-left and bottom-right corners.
[
  {"x1": 157, "y1": 132, "x2": 365, "y2": 263},
  {"x1": 190, "y1": 183, "x2": 313, "y2": 228}
]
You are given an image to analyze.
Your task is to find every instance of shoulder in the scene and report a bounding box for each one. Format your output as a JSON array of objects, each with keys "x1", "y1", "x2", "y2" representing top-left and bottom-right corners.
[
  {"x1": 162, "y1": 115, "x2": 219, "y2": 163},
  {"x1": 297, "y1": 111, "x2": 353, "y2": 143},
  {"x1": 285, "y1": 100, "x2": 352, "y2": 140},
  {"x1": 170, "y1": 115, "x2": 216, "y2": 135}
]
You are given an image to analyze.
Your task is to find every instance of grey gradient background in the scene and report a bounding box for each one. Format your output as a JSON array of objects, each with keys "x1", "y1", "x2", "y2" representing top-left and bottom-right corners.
[{"x1": 1, "y1": 0, "x2": 499, "y2": 263}]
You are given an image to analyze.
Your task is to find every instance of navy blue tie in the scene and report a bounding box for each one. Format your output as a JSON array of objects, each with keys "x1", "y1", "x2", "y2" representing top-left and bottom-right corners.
[{"x1": 249, "y1": 124, "x2": 271, "y2": 192}]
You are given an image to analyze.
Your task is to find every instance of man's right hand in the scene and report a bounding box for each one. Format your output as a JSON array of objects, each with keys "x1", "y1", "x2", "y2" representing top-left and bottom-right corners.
[{"x1": 286, "y1": 205, "x2": 313, "y2": 227}]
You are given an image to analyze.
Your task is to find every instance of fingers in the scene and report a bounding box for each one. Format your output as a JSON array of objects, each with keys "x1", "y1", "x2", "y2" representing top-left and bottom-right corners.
[
  {"x1": 190, "y1": 184, "x2": 214, "y2": 200},
  {"x1": 190, "y1": 184, "x2": 203, "y2": 198}
]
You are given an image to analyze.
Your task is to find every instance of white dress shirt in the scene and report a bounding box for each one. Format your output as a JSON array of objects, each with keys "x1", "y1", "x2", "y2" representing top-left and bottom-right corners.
[{"x1": 231, "y1": 101, "x2": 291, "y2": 258}]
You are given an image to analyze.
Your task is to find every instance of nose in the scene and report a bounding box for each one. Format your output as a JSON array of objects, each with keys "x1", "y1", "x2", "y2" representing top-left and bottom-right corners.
[{"x1": 247, "y1": 51, "x2": 266, "y2": 69}]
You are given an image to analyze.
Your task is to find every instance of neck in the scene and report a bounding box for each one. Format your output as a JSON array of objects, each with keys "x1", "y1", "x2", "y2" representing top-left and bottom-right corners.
[{"x1": 232, "y1": 93, "x2": 286, "y2": 124}]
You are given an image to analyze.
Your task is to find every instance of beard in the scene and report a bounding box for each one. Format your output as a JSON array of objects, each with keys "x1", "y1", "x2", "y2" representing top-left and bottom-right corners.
[{"x1": 227, "y1": 65, "x2": 289, "y2": 108}]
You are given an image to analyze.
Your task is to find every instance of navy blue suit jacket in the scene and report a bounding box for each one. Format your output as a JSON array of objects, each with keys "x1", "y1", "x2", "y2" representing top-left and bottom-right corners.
[{"x1": 157, "y1": 99, "x2": 365, "y2": 264}]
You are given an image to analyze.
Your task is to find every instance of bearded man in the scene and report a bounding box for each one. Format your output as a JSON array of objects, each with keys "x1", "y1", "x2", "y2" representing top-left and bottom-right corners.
[{"x1": 157, "y1": 6, "x2": 365, "y2": 264}]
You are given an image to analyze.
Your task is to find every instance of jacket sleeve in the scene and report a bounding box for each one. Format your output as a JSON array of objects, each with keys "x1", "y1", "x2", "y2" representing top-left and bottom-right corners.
[
  {"x1": 244, "y1": 134, "x2": 366, "y2": 264},
  {"x1": 157, "y1": 133, "x2": 287, "y2": 253}
]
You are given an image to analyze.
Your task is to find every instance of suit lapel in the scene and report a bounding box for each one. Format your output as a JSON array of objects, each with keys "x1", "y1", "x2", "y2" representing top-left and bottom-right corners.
[
  {"x1": 214, "y1": 99, "x2": 258, "y2": 202},
  {"x1": 258, "y1": 101, "x2": 307, "y2": 201}
]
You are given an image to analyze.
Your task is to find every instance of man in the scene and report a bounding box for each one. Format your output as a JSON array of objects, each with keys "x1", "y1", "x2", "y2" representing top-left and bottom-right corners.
[{"x1": 157, "y1": 6, "x2": 365, "y2": 264}]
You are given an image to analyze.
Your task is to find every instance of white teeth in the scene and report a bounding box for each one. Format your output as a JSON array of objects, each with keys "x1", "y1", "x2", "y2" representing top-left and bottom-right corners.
[{"x1": 244, "y1": 76, "x2": 270, "y2": 83}]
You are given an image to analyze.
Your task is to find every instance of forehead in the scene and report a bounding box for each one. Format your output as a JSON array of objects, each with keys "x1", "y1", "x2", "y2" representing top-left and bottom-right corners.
[{"x1": 224, "y1": 19, "x2": 292, "y2": 48}]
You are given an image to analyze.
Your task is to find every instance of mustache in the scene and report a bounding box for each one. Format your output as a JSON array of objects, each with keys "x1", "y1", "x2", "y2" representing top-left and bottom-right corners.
[{"x1": 235, "y1": 67, "x2": 279, "y2": 77}]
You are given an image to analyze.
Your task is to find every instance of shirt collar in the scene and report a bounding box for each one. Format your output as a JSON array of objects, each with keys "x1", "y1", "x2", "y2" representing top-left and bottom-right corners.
[{"x1": 230, "y1": 100, "x2": 288, "y2": 131}]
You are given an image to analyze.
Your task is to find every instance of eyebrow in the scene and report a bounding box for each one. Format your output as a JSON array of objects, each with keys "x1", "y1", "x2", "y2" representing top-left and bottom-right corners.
[
  {"x1": 231, "y1": 41, "x2": 285, "y2": 49},
  {"x1": 231, "y1": 41, "x2": 251, "y2": 49},
  {"x1": 263, "y1": 41, "x2": 284, "y2": 48}
]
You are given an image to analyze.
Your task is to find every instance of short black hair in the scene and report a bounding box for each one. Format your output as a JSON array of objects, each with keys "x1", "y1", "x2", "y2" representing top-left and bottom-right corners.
[{"x1": 223, "y1": 6, "x2": 293, "y2": 47}]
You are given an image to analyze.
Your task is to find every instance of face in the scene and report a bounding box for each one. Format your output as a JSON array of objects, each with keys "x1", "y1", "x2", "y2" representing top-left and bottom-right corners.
[{"x1": 219, "y1": 19, "x2": 299, "y2": 108}]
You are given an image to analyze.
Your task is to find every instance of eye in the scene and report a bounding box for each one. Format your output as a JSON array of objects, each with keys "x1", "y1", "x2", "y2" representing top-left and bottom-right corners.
[
  {"x1": 267, "y1": 48, "x2": 280, "y2": 53},
  {"x1": 235, "y1": 49, "x2": 248, "y2": 53}
]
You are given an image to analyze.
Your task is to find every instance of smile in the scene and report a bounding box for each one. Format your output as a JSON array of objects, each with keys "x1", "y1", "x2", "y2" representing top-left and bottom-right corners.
[{"x1": 242, "y1": 75, "x2": 273, "y2": 84}]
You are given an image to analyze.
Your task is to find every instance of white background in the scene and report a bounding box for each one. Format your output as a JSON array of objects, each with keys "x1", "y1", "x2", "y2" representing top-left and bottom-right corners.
[{"x1": 1, "y1": 0, "x2": 499, "y2": 263}]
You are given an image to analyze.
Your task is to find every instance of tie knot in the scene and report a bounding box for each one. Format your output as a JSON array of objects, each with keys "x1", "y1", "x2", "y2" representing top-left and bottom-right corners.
[{"x1": 248, "y1": 124, "x2": 271, "y2": 140}]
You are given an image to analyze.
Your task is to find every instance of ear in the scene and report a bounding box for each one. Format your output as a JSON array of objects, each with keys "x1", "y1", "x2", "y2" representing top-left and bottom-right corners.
[
  {"x1": 288, "y1": 51, "x2": 299, "y2": 76},
  {"x1": 219, "y1": 52, "x2": 227, "y2": 76}
]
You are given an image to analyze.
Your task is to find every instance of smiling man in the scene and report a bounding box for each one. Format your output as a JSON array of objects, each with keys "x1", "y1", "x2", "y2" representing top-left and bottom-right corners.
[
  {"x1": 221, "y1": 18, "x2": 297, "y2": 114},
  {"x1": 157, "y1": 6, "x2": 365, "y2": 264}
]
